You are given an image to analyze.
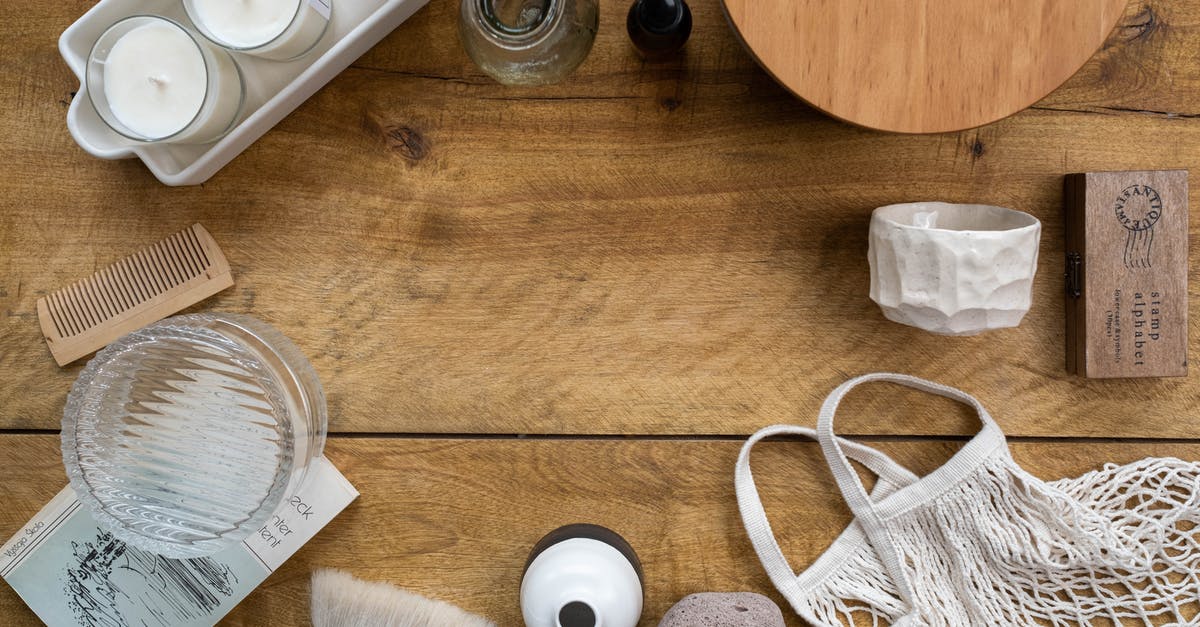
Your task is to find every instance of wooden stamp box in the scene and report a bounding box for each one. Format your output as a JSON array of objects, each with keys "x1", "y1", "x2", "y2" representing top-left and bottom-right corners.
[{"x1": 1064, "y1": 170, "x2": 1189, "y2": 378}]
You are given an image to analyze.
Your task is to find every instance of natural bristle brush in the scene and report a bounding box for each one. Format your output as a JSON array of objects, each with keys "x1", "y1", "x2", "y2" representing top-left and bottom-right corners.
[{"x1": 310, "y1": 569, "x2": 496, "y2": 627}]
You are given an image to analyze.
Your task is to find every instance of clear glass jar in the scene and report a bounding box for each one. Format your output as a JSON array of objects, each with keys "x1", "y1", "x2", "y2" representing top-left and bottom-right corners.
[
  {"x1": 61, "y1": 313, "x2": 327, "y2": 558},
  {"x1": 460, "y1": 0, "x2": 599, "y2": 86}
]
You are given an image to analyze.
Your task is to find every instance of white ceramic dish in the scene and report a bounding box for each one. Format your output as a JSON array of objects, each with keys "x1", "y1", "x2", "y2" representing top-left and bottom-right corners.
[
  {"x1": 868, "y1": 202, "x2": 1042, "y2": 336},
  {"x1": 60, "y1": 0, "x2": 430, "y2": 186}
]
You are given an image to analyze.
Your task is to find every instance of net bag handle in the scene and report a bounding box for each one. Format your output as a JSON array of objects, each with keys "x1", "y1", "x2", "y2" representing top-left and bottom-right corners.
[
  {"x1": 735, "y1": 423, "x2": 919, "y2": 608},
  {"x1": 815, "y1": 372, "x2": 996, "y2": 616}
]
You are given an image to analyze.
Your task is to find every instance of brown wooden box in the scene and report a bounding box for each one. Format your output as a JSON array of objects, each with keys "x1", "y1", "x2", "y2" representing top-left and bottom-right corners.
[{"x1": 1064, "y1": 170, "x2": 1189, "y2": 378}]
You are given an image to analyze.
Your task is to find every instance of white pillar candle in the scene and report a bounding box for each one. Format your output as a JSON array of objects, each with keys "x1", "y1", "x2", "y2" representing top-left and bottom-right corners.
[
  {"x1": 89, "y1": 17, "x2": 242, "y2": 143},
  {"x1": 186, "y1": 0, "x2": 331, "y2": 61}
]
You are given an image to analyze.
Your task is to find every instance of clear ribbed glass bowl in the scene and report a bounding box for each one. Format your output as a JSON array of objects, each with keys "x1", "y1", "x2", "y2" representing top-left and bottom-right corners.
[{"x1": 61, "y1": 313, "x2": 326, "y2": 558}]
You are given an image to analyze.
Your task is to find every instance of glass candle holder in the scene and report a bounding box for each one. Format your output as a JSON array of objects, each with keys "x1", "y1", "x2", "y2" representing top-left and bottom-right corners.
[
  {"x1": 183, "y1": 0, "x2": 332, "y2": 61},
  {"x1": 86, "y1": 16, "x2": 243, "y2": 144},
  {"x1": 61, "y1": 313, "x2": 327, "y2": 559},
  {"x1": 460, "y1": 0, "x2": 599, "y2": 86}
]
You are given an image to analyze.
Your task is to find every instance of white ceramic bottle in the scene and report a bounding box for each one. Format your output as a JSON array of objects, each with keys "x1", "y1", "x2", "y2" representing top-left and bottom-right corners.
[{"x1": 520, "y1": 524, "x2": 643, "y2": 627}]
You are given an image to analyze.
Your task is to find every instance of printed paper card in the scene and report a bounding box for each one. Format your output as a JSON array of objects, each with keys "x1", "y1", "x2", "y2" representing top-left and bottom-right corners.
[{"x1": 0, "y1": 456, "x2": 357, "y2": 626}]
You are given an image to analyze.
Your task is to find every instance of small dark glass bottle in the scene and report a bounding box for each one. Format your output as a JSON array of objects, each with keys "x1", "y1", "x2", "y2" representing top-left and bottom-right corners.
[{"x1": 626, "y1": 0, "x2": 691, "y2": 60}]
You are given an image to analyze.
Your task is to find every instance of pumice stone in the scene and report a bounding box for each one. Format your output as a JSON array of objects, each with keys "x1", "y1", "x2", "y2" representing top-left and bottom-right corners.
[{"x1": 658, "y1": 592, "x2": 785, "y2": 626}]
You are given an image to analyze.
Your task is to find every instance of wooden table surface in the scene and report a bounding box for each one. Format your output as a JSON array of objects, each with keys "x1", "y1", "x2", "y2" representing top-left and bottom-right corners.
[{"x1": 1, "y1": 0, "x2": 1197, "y2": 624}]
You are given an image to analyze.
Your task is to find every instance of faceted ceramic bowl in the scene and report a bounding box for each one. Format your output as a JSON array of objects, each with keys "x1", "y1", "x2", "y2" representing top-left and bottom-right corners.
[
  {"x1": 868, "y1": 202, "x2": 1041, "y2": 336},
  {"x1": 62, "y1": 313, "x2": 326, "y2": 558}
]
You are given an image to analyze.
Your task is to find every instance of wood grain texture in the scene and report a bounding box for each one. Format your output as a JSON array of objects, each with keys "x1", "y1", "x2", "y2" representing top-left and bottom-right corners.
[
  {"x1": 4, "y1": 435, "x2": 1200, "y2": 625},
  {"x1": 0, "y1": 0, "x2": 1197, "y2": 438},
  {"x1": 3, "y1": 2, "x2": 1200, "y2": 625},
  {"x1": 720, "y1": 0, "x2": 1128, "y2": 133}
]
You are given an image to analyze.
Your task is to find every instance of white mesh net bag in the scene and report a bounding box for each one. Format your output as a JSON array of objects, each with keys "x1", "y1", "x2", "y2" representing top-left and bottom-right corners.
[{"x1": 735, "y1": 373, "x2": 1200, "y2": 626}]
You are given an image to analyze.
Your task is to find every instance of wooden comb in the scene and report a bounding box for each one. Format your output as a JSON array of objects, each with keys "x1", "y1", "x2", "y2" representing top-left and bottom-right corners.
[{"x1": 37, "y1": 224, "x2": 234, "y2": 366}]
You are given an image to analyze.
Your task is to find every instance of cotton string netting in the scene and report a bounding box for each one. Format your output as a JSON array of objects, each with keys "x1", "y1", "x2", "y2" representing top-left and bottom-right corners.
[{"x1": 735, "y1": 373, "x2": 1200, "y2": 627}]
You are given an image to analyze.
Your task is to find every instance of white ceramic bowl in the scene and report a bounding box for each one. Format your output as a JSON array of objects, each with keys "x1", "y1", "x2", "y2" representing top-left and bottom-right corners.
[{"x1": 868, "y1": 202, "x2": 1041, "y2": 336}]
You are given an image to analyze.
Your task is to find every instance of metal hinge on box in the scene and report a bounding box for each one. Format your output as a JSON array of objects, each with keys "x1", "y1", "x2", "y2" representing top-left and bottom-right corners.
[{"x1": 1065, "y1": 252, "x2": 1082, "y2": 299}]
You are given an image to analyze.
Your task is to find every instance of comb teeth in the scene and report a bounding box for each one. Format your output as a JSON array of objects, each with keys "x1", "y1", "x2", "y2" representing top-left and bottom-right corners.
[
  {"x1": 37, "y1": 224, "x2": 234, "y2": 366},
  {"x1": 48, "y1": 228, "x2": 209, "y2": 337}
]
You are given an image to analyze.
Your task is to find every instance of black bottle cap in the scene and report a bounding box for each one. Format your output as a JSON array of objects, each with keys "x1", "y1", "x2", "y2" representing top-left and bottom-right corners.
[
  {"x1": 637, "y1": 0, "x2": 684, "y2": 34},
  {"x1": 627, "y1": 0, "x2": 692, "y2": 57},
  {"x1": 558, "y1": 601, "x2": 597, "y2": 627}
]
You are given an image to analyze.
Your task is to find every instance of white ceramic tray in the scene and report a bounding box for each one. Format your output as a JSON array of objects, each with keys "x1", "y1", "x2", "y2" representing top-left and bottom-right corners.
[{"x1": 60, "y1": 0, "x2": 430, "y2": 186}]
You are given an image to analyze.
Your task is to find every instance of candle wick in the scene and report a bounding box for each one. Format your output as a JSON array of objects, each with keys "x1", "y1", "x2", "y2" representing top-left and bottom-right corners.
[{"x1": 147, "y1": 75, "x2": 169, "y2": 88}]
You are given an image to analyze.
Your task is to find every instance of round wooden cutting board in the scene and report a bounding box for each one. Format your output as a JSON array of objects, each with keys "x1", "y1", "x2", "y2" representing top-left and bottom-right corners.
[{"x1": 721, "y1": 0, "x2": 1128, "y2": 133}]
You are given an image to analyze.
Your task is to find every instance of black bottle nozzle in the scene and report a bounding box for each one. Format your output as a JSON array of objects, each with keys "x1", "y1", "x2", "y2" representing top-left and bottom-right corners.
[{"x1": 627, "y1": 0, "x2": 692, "y2": 60}]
